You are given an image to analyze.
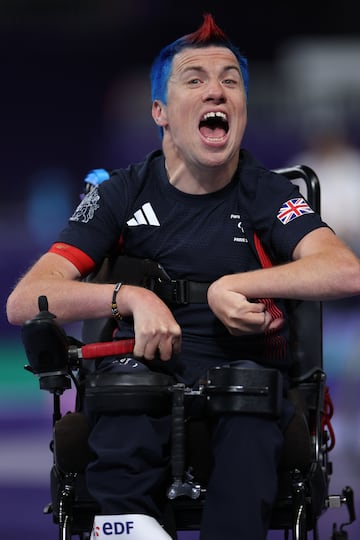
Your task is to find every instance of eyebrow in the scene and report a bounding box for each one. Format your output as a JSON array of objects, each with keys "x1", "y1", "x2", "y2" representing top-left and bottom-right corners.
[{"x1": 180, "y1": 64, "x2": 241, "y2": 76}]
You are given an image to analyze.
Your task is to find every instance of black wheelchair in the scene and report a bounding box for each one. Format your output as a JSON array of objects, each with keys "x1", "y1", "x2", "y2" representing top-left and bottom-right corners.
[{"x1": 21, "y1": 165, "x2": 356, "y2": 539}]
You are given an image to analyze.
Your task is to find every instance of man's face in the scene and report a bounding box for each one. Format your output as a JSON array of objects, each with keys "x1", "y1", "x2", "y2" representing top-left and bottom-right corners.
[{"x1": 153, "y1": 45, "x2": 247, "y2": 169}]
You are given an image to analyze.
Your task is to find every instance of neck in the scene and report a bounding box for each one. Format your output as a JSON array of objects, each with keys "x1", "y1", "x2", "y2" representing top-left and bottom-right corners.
[{"x1": 163, "y1": 149, "x2": 238, "y2": 195}]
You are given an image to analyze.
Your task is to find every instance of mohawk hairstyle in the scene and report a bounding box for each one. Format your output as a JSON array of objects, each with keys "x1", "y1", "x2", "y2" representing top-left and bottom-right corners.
[
  {"x1": 150, "y1": 13, "x2": 248, "y2": 106},
  {"x1": 183, "y1": 12, "x2": 228, "y2": 44}
]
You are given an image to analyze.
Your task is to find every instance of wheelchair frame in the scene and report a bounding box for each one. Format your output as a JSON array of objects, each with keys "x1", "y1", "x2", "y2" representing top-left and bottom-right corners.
[{"x1": 22, "y1": 165, "x2": 356, "y2": 540}]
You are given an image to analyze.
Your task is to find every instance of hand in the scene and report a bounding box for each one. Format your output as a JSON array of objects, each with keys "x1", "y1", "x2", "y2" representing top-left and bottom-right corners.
[
  {"x1": 207, "y1": 277, "x2": 285, "y2": 335},
  {"x1": 126, "y1": 287, "x2": 182, "y2": 361}
]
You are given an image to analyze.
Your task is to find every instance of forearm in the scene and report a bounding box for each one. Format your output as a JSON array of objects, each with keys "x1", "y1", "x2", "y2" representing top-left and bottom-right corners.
[
  {"x1": 7, "y1": 252, "x2": 127, "y2": 325},
  {"x1": 7, "y1": 268, "x2": 182, "y2": 361},
  {"x1": 7, "y1": 263, "x2": 177, "y2": 338},
  {"x1": 6, "y1": 275, "x2": 116, "y2": 326},
  {"x1": 209, "y1": 248, "x2": 360, "y2": 303}
]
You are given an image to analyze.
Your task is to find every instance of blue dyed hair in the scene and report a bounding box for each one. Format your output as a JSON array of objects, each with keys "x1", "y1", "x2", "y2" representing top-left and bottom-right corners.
[{"x1": 150, "y1": 13, "x2": 248, "y2": 105}]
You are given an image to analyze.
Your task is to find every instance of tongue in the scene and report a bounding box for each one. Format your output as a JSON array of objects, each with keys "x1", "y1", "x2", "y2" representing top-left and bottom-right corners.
[{"x1": 200, "y1": 125, "x2": 226, "y2": 139}]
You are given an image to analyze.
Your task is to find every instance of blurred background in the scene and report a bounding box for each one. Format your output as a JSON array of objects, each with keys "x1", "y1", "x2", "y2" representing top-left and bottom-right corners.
[{"x1": 1, "y1": 1, "x2": 360, "y2": 538}]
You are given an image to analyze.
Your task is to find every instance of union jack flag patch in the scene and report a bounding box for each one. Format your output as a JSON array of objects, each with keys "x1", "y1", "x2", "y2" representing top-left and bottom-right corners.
[{"x1": 277, "y1": 198, "x2": 314, "y2": 225}]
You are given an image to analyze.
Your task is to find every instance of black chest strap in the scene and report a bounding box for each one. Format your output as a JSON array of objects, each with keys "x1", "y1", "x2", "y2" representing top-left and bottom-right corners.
[
  {"x1": 145, "y1": 277, "x2": 209, "y2": 305},
  {"x1": 89, "y1": 255, "x2": 210, "y2": 305}
]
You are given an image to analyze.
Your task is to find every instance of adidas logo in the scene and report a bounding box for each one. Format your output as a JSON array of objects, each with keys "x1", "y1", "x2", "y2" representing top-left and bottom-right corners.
[{"x1": 127, "y1": 202, "x2": 160, "y2": 227}]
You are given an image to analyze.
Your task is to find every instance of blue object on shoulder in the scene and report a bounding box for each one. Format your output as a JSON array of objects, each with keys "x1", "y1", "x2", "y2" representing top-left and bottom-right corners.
[{"x1": 84, "y1": 168, "x2": 110, "y2": 187}]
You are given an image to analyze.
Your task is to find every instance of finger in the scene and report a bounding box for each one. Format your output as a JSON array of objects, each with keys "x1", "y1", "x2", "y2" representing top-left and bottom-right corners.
[
  {"x1": 143, "y1": 338, "x2": 160, "y2": 360},
  {"x1": 158, "y1": 334, "x2": 182, "y2": 361},
  {"x1": 172, "y1": 336, "x2": 182, "y2": 355},
  {"x1": 268, "y1": 317, "x2": 285, "y2": 332},
  {"x1": 157, "y1": 341, "x2": 172, "y2": 361},
  {"x1": 135, "y1": 332, "x2": 182, "y2": 362},
  {"x1": 247, "y1": 308, "x2": 268, "y2": 329},
  {"x1": 262, "y1": 311, "x2": 272, "y2": 327},
  {"x1": 249, "y1": 300, "x2": 266, "y2": 314},
  {"x1": 133, "y1": 332, "x2": 160, "y2": 360},
  {"x1": 133, "y1": 340, "x2": 149, "y2": 360}
]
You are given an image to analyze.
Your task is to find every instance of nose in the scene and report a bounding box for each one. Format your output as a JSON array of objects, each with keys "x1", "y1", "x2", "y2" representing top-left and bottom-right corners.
[{"x1": 203, "y1": 78, "x2": 226, "y2": 102}]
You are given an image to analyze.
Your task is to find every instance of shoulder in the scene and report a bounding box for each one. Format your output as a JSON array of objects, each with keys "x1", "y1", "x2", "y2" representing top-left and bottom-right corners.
[
  {"x1": 239, "y1": 150, "x2": 292, "y2": 188},
  {"x1": 110, "y1": 150, "x2": 164, "y2": 192},
  {"x1": 237, "y1": 149, "x2": 294, "y2": 206}
]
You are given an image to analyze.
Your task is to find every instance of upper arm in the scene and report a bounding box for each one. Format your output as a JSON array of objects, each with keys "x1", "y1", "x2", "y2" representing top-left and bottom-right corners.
[
  {"x1": 20, "y1": 252, "x2": 82, "y2": 283},
  {"x1": 292, "y1": 227, "x2": 343, "y2": 260}
]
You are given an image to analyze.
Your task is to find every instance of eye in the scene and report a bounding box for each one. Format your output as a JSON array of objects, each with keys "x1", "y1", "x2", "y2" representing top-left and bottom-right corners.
[
  {"x1": 223, "y1": 78, "x2": 239, "y2": 87},
  {"x1": 188, "y1": 78, "x2": 202, "y2": 86}
]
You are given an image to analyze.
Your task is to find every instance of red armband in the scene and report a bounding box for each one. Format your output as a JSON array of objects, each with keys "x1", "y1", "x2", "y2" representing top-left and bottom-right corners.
[{"x1": 49, "y1": 243, "x2": 96, "y2": 276}]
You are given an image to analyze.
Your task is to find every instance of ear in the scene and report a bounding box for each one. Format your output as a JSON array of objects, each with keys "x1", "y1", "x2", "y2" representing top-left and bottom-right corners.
[{"x1": 152, "y1": 99, "x2": 168, "y2": 128}]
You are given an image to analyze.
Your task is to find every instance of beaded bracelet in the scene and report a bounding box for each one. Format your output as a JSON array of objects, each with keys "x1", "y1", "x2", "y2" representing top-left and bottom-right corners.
[{"x1": 111, "y1": 282, "x2": 123, "y2": 320}]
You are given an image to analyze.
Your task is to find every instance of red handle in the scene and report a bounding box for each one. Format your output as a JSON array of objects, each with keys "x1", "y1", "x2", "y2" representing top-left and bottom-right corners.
[{"x1": 81, "y1": 339, "x2": 135, "y2": 359}]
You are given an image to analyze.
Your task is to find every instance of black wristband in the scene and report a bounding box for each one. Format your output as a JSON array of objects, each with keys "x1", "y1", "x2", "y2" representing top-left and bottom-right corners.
[{"x1": 111, "y1": 282, "x2": 123, "y2": 320}]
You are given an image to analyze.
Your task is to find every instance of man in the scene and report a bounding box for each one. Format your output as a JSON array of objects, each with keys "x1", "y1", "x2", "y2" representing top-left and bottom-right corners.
[{"x1": 7, "y1": 13, "x2": 360, "y2": 540}]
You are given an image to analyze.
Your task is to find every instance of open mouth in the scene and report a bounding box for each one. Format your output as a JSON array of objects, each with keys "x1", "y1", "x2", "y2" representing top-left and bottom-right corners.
[{"x1": 199, "y1": 111, "x2": 229, "y2": 141}]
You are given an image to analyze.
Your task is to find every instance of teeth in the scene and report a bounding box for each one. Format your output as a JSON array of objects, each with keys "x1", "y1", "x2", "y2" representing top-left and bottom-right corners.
[{"x1": 202, "y1": 111, "x2": 227, "y2": 121}]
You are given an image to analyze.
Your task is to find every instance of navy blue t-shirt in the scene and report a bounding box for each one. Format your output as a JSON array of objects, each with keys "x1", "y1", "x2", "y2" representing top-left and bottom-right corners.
[{"x1": 56, "y1": 149, "x2": 328, "y2": 384}]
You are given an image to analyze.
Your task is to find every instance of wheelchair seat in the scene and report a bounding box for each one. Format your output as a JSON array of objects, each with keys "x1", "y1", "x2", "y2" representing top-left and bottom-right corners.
[{"x1": 21, "y1": 165, "x2": 356, "y2": 540}]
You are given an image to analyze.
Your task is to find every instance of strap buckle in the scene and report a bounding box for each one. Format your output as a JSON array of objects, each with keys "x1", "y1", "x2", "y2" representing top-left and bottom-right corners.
[
  {"x1": 142, "y1": 277, "x2": 190, "y2": 305},
  {"x1": 171, "y1": 279, "x2": 189, "y2": 305}
]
